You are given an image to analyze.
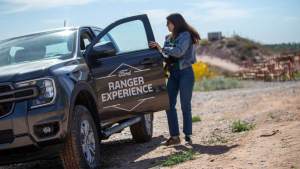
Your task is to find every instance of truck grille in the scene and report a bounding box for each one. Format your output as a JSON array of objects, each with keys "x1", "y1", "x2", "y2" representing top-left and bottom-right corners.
[
  {"x1": 0, "y1": 130, "x2": 14, "y2": 144},
  {"x1": 0, "y1": 84, "x2": 14, "y2": 118},
  {"x1": 0, "y1": 83, "x2": 39, "y2": 118}
]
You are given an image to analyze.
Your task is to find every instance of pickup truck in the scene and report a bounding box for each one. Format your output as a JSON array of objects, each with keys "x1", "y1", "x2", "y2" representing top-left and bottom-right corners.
[{"x1": 0, "y1": 14, "x2": 169, "y2": 169}]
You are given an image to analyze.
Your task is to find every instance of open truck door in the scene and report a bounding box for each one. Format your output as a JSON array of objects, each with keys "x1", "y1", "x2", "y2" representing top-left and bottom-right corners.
[{"x1": 86, "y1": 14, "x2": 169, "y2": 120}]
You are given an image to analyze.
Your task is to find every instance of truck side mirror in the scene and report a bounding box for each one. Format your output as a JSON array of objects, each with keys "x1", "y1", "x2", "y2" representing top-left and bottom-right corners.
[{"x1": 90, "y1": 42, "x2": 117, "y2": 59}]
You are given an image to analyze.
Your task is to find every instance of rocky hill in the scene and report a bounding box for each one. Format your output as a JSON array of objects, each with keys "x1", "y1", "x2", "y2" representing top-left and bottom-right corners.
[{"x1": 197, "y1": 35, "x2": 273, "y2": 65}]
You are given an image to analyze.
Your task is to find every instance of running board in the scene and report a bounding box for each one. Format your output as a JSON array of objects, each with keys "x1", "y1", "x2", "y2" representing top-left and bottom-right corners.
[{"x1": 101, "y1": 116, "x2": 142, "y2": 139}]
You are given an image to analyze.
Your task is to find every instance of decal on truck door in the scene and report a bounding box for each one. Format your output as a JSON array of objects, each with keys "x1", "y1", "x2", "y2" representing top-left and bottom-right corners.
[{"x1": 97, "y1": 63, "x2": 155, "y2": 111}]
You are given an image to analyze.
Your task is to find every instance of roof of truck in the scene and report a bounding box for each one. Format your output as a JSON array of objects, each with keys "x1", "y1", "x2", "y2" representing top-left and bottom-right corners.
[{"x1": 0, "y1": 26, "x2": 102, "y2": 43}]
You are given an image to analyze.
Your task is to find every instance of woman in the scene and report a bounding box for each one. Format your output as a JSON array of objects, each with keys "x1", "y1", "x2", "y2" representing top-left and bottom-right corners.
[{"x1": 149, "y1": 13, "x2": 200, "y2": 146}]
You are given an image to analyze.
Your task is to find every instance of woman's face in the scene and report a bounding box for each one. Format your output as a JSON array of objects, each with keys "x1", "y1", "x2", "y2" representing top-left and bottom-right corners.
[{"x1": 167, "y1": 21, "x2": 175, "y2": 33}]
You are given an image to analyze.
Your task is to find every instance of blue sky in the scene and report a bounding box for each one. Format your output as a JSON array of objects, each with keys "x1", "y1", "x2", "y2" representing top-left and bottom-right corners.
[{"x1": 0, "y1": 0, "x2": 299, "y2": 44}]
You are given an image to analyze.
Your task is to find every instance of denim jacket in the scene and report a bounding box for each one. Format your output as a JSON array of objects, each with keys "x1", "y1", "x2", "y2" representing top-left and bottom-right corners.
[{"x1": 162, "y1": 31, "x2": 196, "y2": 70}]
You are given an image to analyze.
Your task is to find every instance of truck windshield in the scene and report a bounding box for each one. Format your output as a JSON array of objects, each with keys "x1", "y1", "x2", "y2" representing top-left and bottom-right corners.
[{"x1": 0, "y1": 29, "x2": 76, "y2": 67}]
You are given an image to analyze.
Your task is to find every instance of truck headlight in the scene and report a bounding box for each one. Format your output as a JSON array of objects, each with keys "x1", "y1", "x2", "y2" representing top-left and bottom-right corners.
[{"x1": 15, "y1": 78, "x2": 57, "y2": 109}]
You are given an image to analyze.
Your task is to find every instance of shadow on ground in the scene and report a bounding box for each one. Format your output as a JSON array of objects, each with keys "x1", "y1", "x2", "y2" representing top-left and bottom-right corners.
[
  {"x1": 100, "y1": 136, "x2": 238, "y2": 169},
  {"x1": 0, "y1": 136, "x2": 238, "y2": 169},
  {"x1": 175, "y1": 144, "x2": 239, "y2": 155}
]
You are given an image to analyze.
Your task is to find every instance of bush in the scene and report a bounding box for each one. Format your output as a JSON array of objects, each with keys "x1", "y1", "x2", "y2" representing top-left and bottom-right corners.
[
  {"x1": 244, "y1": 42, "x2": 258, "y2": 50},
  {"x1": 192, "y1": 116, "x2": 202, "y2": 123},
  {"x1": 192, "y1": 61, "x2": 216, "y2": 81},
  {"x1": 195, "y1": 76, "x2": 242, "y2": 91},
  {"x1": 231, "y1": 120, "x2": 255, "y2": 133},
  {"x1": 200, "y1": 39, "x2": 210, "y2": 46},
  {"x1": 162, "y1": 150, "x2": 195, "y2": 167},
  {"x1": 295, "y1": 71, "x2": 300, "y2": 80}
]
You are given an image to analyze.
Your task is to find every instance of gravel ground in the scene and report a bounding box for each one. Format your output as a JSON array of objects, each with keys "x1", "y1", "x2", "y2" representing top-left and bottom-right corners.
[{"x1": 1, "y1": 81, "x2": 300, "y2": 169}]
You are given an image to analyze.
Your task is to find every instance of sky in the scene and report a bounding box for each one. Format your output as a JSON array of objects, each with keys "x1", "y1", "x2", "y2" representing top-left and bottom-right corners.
[{"x1": 0, "y1": 0, "x2": 299, "y2": 44}]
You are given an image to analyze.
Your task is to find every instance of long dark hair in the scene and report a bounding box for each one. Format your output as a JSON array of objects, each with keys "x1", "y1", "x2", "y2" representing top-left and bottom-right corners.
[{"x1": 167, "y1": 13, "x2": 201, "y2": 44}]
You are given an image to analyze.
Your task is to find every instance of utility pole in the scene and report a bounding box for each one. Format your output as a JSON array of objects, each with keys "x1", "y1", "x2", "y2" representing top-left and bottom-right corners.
[{"x1": 64, "y1": 20, "x2": 67, "y2": 27}]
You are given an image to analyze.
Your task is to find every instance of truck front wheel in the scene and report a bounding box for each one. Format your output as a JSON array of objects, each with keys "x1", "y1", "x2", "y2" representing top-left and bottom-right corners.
[
  {"x1": 60, "y1": 105, "x2": 101, "y2": 169},
  {"x1": 130, "y1": 113, "x2": 154, "y2": 143}
]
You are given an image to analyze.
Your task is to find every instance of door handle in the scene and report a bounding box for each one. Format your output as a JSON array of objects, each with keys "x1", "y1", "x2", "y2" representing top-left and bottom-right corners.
[{"x1": 140, "y1": 58, "x2": 156, "y2": 65}]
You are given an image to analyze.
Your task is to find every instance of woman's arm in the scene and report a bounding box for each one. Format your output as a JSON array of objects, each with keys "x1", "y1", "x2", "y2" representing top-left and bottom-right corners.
[{"x1": 163, "y1": 32, "x2": 191, "y2": 58}]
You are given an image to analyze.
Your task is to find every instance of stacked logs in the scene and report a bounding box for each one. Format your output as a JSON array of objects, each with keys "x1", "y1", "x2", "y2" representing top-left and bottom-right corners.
[{"x1": 237, "y1": 52, "x2": 300, "y2": 81}]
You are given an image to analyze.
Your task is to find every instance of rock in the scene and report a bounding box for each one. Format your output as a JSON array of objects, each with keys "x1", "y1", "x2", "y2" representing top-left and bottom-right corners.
[{"x1": 260, "y1": 130, "x2": 280, "y2": 137}]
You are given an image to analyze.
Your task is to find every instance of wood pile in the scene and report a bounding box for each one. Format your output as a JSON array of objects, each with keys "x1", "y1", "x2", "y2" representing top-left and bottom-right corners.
[{"x1": 236, "y1": 52, "x2": 300, "y2": 81}]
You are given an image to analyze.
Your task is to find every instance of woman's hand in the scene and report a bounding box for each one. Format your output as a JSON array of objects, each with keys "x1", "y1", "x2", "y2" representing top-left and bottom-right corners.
[{"x1": 149, "y1": 41, "x2": 162, "y2": 52}]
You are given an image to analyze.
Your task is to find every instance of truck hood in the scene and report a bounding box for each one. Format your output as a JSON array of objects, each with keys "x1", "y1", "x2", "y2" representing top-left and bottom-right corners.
[{"x1": 0, "y1": 59, "x2": 63, "y2": 83}]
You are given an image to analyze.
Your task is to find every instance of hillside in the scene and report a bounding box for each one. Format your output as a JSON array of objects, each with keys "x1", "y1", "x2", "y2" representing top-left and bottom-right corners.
[
  {"x1": 264, "y1": 43, "x2": 300, "y2": 53},
  {"x1": 197, "y1": 35, "x2": 273, "y2": 65}
]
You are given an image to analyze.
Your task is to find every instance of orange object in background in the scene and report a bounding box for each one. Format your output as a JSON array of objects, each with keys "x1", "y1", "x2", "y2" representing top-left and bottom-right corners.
[{"x1": 192, "y1": 61, "x2": 216, "y2": 81}]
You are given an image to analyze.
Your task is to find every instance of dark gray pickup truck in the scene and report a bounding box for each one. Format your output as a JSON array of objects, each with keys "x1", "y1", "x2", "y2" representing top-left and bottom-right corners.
[{"x1": 0, "y1": 14, "x2": 169, "y2": 169}]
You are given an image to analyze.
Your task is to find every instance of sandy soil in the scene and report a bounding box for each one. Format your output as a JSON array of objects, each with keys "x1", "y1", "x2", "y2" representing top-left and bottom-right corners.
[{"x1": 1, "y1": 81, "x2": 300, "y2": 169}]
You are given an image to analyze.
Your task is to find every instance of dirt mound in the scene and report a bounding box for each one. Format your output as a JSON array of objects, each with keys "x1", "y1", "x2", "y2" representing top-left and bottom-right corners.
[{"x1": 198, "y1": 36, "x2": 272, "y2": 65}]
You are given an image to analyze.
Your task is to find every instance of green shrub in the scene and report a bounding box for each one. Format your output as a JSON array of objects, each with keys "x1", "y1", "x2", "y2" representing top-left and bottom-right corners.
[
  {"x1": 231, "y1": 120, "x2": 255, "y2": 132},
  {"x1": 200, "y1": 39, "x2": 210, "y2": 46},
  {"x1": 162, "y1": 150, "x2": 195, "y2": 167},
  {"x1": 195, "y1": 76, "x2": 242, "y2": 91},
  {"x1": 244, "y1": 42, "x2": 258, "y2": 50},
  {"x1": 192, "y1": 116, "x2": 202, "y2": 123},
  {"x1": 295, "y1": 71, "x2": 300, "y2": 80}
]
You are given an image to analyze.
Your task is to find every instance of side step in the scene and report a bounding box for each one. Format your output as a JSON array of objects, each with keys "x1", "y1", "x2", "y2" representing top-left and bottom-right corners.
[{"x1": 101, "y1": 116, "x2": 141, "y2": 139}]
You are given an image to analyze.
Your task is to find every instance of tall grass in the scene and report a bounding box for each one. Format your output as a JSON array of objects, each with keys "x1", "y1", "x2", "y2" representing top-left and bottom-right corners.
[
  {"x1": 194, "y1": 76, "x2": 242, "y2": 92},
  {"x1": 192, "y1": 61, "x2": 242, "y2": 91},
  {"x1": 295, "y1": 71, "x2": 300, "y2": 80}
]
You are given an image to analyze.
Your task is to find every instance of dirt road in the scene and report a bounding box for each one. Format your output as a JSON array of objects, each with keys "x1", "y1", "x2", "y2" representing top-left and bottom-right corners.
[{"x1": 2, "y1": 81, "x2": 300, "y2": 169}]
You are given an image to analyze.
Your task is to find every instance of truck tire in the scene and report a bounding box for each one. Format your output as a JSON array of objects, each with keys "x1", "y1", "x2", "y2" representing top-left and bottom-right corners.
[
  {"x1": 130, "y1": 113, "x2": 153, "y2": 143},
  {"x1": 60, "y1": 105, "x2": 101, "y2": 169}
]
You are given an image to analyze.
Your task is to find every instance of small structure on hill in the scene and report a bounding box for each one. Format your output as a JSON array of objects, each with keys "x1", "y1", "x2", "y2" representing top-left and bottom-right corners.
[{"x1": 208, "y1": 32, "x2": 222, "y2": 41}]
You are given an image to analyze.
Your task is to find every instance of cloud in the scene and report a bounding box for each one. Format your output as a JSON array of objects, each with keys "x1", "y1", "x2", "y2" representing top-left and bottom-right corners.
[
  {"x1": 283, "y1": 16, "x2": 299, "y2": 22},
  {"x1": 1, "y1": 0, "x2": 95, "y2": 13},
  {"x1": 109, "y1": 0, "x2": 150, "y2": 2},
  {"x1": 142, "y1": 1, "x2": 252, "y2": 25},
  {"x1": 186, "y1": 0, "x2": 251, "y2": 22}
]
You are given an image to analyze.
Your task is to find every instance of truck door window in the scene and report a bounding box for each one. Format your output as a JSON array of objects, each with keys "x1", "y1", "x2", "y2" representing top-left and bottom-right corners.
[
  {"x1": 98, "y1": 20, "x2": 149, "y2": 54},
  {"x1": 93, "y1": 30, "x2": 112, "y2": 44},
  {"x1": 99, "y1": 35, "x2": 113, "y2": 45},
  {"x1": 80, "y1": 31, "x2": 92, "y2": 53}
]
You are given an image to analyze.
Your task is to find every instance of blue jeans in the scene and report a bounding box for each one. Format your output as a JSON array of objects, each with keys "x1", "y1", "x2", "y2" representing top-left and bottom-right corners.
[{"x1": 166, "y1": 66, "x2": 195, "y2": 137}]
